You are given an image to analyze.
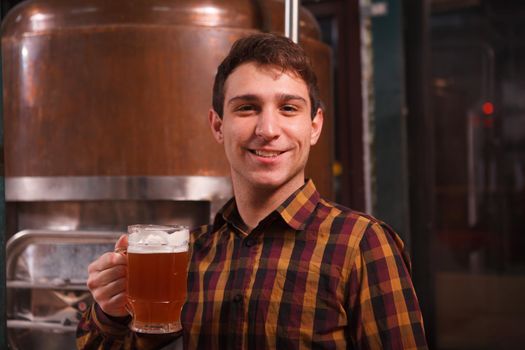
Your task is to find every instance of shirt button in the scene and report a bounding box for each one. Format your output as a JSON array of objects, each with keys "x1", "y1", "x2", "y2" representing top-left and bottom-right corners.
[
  {"x1": 245, "y1": 238, "x2": 256, "y2": 247},
  {"x1": 233, "y1": 294, "x2": 243, "y2": 303}
]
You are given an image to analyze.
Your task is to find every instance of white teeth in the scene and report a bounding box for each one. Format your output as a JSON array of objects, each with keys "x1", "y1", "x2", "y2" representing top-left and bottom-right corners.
[{"x1": 254, "y1": 150, "x2": 281, "y2": 157}]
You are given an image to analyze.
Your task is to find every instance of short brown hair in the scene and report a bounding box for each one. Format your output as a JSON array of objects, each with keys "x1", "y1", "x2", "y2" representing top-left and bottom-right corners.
[{"x1": 212, "y1": 33, "x2": 321, "y2": 118}]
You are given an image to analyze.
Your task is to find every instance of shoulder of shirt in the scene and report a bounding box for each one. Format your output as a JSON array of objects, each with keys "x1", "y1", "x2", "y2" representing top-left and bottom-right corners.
[
  {"x1": 310, "y1": 197, "x2": 411, "y2": 273},
  {"x1": 317, "y1": 198, "x2": 409, "y2": 268},
  {"x1": 316, "y1": 197, "x2": 400, "y2": 241},
  {"x1": 316, "y1": 197, "x2": 378, "y2": 224}
]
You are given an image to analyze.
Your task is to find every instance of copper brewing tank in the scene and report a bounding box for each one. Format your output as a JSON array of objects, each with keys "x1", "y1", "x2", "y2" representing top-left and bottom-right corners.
[
  {"x1": 2, "y1": 2, "x2": 333, "y2": 348},
  {"x1": 2, "y1": 0, "x2": 333, "y2": 197}
]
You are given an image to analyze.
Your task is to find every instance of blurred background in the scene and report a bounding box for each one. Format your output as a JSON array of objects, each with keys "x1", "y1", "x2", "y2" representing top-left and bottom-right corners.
[{"x1": 0, "y1": 0, "x2": 524, "y2": 349}]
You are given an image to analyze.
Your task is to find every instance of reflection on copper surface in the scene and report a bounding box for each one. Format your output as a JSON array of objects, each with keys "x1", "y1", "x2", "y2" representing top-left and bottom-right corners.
[
  {"x1": 152, "y1": 6, "x2": 172, "y2": 13},
  {"x1": 70, "y1": 7, "x2": 99, "y2": 15},
  {"x1": 29, "y1": 12, "x2": 54, "y2": 32},
  {"x1": 192, "y1": 5, "x2": 225, "y2": 27},
  {"x1": 20, "y1": 44, "x2": 35, "y2": 107}
]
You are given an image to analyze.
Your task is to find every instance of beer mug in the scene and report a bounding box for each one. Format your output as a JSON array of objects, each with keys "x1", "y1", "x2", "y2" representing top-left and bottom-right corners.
[{"x1": 125, "y1": 224, "x2": 189, "y2": 334}]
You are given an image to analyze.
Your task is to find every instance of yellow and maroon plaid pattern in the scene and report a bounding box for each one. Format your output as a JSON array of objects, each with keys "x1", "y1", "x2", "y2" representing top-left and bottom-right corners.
[
  {"x1": 77, "y1": 180, "x2": 427, "y2": 349},
  {"x1": 76, "y1": 303, "x2": 179, "y2": 349},
  {"x1": 183, "y1": 180, "x2": 426, "y2": 349}
]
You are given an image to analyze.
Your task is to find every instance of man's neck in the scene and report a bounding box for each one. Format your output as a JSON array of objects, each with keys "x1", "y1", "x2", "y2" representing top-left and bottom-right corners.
[{"x1": 232, "y1": 178, "x2": 305, "y2": 232}]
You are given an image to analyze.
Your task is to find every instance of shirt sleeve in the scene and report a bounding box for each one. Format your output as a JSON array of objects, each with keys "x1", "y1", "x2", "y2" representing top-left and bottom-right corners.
[
  {"x1": 346, "y1": 222, "x2": 428, "y2": 349},
  {"x1": 76, "y1": 303, "x2": 181, "y2": 350}
]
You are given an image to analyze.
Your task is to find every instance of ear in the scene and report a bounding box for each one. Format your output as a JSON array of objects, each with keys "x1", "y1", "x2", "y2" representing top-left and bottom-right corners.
[
  {"x1": 310, "y1": 108, "x2": 324, "y2": 145},
  {"x1": 209, "y1": 108, "x2": 224, "y2": 144}
]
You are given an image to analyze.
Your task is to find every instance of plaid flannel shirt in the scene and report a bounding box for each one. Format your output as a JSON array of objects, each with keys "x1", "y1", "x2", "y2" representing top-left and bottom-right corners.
[{"x1": 77, "y1": 180, "x2": 427, "y2": 349}]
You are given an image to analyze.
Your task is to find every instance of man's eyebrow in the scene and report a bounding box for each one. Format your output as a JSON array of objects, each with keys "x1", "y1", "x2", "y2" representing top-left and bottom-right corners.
[
  {"x1": 278, "y1": 94, "x2": 307, "y2": 104},
  {"x1": 227, "y1": 94, "x2": 260, "y2": 105},
  {"x1": 227, "y1": 93, "x2": 308, "y2": 106}
]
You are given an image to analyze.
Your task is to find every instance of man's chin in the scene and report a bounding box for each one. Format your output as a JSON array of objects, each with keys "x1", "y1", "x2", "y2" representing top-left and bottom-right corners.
[
  {"x1": 246, "y1": 175, "x2": 303, "y2": 193},
  {"x1": 250, "y1": 179, "x2": 283, "y2": 190},
  {"x1": 240, "y1": 175, "x2": 284, "y2": 191},
  {"x1": 231, "y1": 168, "x2": 304, "y2": 194}
]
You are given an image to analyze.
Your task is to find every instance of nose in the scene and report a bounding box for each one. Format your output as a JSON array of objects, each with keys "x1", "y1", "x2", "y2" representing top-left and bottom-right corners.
[{"x1": 255, "y1": 109, "x2": 280, "y2": 141}]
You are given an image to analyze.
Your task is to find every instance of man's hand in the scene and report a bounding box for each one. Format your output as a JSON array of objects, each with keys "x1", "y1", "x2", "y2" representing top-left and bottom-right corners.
[{"x1": 87, "y1": 234, "x2": 129, "y2": 317}]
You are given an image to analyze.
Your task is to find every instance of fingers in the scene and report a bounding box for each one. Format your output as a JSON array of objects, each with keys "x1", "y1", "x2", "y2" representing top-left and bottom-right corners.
[
  {"x1": 88, "y1": 251, "x2": 127, "y2": 274},
  {"x1": 92, "y1": 276, "x2": 128, "y2": 316},
  {"x1": 87, "y1": 267, "x2": 126, "y2": 306},
  {"x1": 99, "y1": 292, "x2": 129, "y2": 317},
  {"x1": 90, "y1": 275, "x2": 126, "y2": 301},
  {"x1": 86, "y1": 239, "x2": 130, "y2": 317},
  {"x1": 98, "y1": 293, "x2": 129, "y2": 317},
  {"x1": 114, "y1": 234, "x2": 128, "y2": 252},
  {"x1": 88, "y1": 262, "x2": 126, "y2": 287},
  {"x1": 87, "y1": 259, "x2": 129, "y2": 317}
]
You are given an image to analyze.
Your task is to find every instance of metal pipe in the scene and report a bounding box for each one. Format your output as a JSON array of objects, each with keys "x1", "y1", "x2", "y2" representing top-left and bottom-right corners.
[{"x1": 285, "y1": 0, "x2": 299, "y2": 43}]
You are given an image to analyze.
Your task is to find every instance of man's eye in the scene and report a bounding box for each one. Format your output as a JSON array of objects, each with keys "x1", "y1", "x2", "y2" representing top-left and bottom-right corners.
[
  {"x1": 236, "y1": 105, "x2": 257, "y2": 113},
  {"x1": 281, "y1": 105, "x2": 298, "y2": 113}
]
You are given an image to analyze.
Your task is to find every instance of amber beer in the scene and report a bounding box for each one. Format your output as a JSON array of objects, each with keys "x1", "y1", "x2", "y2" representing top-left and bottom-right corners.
[{"x1": 126, "y1": 225, "x2": 189, "y2": 333}]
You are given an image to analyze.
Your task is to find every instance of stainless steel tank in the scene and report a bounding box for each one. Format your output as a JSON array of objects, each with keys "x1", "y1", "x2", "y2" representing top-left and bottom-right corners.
[{"x1": 1, "y1": 1, "x2": 333, "y2": 348}]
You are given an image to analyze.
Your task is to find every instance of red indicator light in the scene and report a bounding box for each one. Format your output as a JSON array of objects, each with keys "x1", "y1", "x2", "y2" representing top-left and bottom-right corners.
[{"x1": 482, "y1": 102, "x2": 494, "y2": 115}]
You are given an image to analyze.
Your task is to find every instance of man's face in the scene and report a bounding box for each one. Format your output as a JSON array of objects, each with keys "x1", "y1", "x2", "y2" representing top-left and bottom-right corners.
[{"x1": 209, "y1": 62, "x2": 323, "y2": 193}]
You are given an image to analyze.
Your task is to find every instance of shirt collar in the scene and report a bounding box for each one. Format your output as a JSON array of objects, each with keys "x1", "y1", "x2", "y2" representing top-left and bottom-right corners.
[
  {"x1": 276, "y1": 179, "x2": 320, "y2": 230},
  {"x1": 213, "y1": 179, "x2": 321, "y2": 232}
]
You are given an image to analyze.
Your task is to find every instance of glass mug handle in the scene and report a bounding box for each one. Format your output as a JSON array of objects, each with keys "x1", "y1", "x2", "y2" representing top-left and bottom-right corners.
[{"x1": 113, "y1": 247, "x2": 134, "y2": 317}]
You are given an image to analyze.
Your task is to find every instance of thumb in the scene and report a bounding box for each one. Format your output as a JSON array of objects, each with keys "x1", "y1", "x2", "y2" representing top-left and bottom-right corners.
[{"x1": 114, "y1": 234, "x2": 128, "y2": 252}]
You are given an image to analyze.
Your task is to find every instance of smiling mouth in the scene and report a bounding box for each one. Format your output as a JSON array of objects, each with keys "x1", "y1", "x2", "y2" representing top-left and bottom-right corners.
[{"x1": 250, "y1": 149, "x2": 284, "y2": 158}]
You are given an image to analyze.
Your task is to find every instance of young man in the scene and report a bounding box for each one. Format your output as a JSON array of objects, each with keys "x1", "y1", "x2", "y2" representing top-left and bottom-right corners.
[{"x1": 77, "y1": 33, "x2": 428, "y2": 349}]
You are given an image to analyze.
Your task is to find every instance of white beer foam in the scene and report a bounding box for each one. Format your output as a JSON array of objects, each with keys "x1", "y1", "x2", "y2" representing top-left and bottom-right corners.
[
  {"x1": 168, "y1": 228, "x2": 189, "y2": 252},
  {"x1": 128, "y1": 227, "x2": 189, "y2": 253},
  {"x1": 127, "y1": 245, "x2": 174, "y2": 254},
  {"x1": 128, "y1": 230, "x2": 166, "y2": 245},
  {"x1": 144, "y1": 231, "x2": 168, "y2": 245}
]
